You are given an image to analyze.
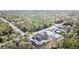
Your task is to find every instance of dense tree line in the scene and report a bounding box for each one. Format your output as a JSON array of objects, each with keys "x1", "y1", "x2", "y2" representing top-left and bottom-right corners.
[{"x1": 1, "y1": 12, "x2": 55, "y2": 32}]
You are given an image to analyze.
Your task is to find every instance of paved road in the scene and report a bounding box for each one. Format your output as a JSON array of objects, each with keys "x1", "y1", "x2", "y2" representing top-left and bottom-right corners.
[{"x1": 0, "y1": 18, "x2": 25, "y2": 47}]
